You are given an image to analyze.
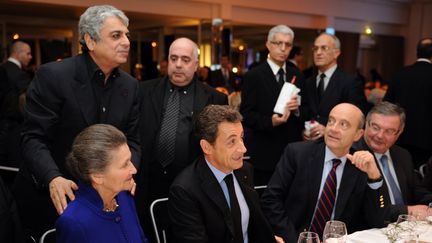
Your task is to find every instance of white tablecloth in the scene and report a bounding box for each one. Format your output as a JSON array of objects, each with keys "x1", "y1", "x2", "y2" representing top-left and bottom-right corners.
[{"x1": 347, "y1": 224, "x2": 432, "y2": 243}]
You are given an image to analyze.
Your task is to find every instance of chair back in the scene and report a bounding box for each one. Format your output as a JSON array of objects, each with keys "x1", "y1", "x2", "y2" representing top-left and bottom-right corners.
[
  {"x1": 39, "y1": 228, "x2": 55, "y2": 243},
  {"x1": 150, "y1": 198, "x2": 171, "y2": 243}
]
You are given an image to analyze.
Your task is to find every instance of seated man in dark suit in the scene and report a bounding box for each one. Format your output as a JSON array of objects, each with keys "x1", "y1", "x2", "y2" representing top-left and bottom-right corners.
[
  {"x1": 169, "y1": 105, "x2": 277, "y2": 243},
  {"x1": 354, "y1": 101, "x2": 432, "y2": 222},
  {"x1": 262, "y1": 103, "x2": 387, "y2": 242}
]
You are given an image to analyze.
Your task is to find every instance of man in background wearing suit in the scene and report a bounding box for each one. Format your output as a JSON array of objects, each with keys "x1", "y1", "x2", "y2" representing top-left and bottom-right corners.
[
  {"x1": 240, "y1": 25, "x2": 304, "y2": 186},
  {"x1": 354, "y1": 101, "x2": 432, "y2": 222},
  {"x1": 302, "y1": 33, "x2": 367, "y2": 141},
  {"x1": 169, "y1": 105, "x2": 277, "y2": 243},
  {"x1": 13, "y1": 5, "x2": 141, "y2": 239},
  {"x1": 286, "y1": 45, "x2": 303, "y2": 71},
  {"x1": 210, "y1": 54, "x2": 238, "y2": 93},
  {"x1": 0, "y1": 41, "x2": 32, "y2": 105},
  {"x1": 262, "y1": 103, "x2": 387, "y2": 242},
  {"x1": 384, "y1": 38, "x2": 432, "y2": 167},
  {"x1": 136, "y1": 37, "x2": 227, "y2": 239}
]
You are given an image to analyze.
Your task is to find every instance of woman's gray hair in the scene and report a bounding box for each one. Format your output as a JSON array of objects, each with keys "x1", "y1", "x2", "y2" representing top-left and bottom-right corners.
[
  {"x1": 79, "y1": 5, "x2": 129, "y2": 52},
  {"x1": 267, "y1": 25, "x2": 295, "y2": 42},
  {"x1": 66, "y1": 124, "x2": 127, "y2": 184}
]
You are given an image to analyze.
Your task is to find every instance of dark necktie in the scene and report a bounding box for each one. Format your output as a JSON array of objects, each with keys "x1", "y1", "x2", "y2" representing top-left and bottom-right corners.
[
  {"x1": 224, "y1": 174, "x2": 244, "y2": 243},
  {"x1": 317, "y1": 73, "x2": 326, "y2": 102},
  {"x1": 156, "y1": 88, "x2": 180, "y2": 168},
  {"x1": 380, "y1": 155, "x2": 404, "y2": 205},
  {"x1": 310, "y1": 158, "x2": 341, "y2": 238},
  {"x1": 277, "y1": 68, "x2": 285, "y2": 87}
]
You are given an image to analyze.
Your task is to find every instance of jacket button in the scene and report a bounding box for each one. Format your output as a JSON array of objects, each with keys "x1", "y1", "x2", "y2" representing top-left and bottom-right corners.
[{"x1": 115, "y1": 216, "x2": 121, "y2": 222}]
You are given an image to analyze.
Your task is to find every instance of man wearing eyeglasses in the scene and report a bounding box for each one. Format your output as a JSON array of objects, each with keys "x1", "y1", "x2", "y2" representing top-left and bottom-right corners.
[
  {"x1": 302, "y1": 33, "x2": 367, "y2": 141},
  {"x1": 354, "y1": 101, "x2": 432, "y2": 222},
  {"x1": 240, "y1": 25, "x2": 304, "y2": 186}
]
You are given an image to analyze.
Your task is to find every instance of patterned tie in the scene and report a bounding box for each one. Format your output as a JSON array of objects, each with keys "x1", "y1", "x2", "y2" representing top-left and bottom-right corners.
[
  {"x1": 380, "y1": 155, "x2": 404, "y2": 205},
  {"x1": 224, "y1": 174, "x2": 244, "y2": 243},
  {"x1": 277, "y1": 68, "x2": 285, "y2": 87},
  {"x1": 310, "y1": 158, "x2": 341, "y2": 238},
  {"x1": 156, "y1": 88, "x2": 180, "y2": 168},
  {"x1": 317, "y1": 73, "x2": 326, "y2": 103}
]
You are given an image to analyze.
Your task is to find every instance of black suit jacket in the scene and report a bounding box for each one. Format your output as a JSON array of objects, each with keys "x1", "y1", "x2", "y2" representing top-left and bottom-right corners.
[
  {"x1": 210, "y1": 69, "x2": 238, "y2": 92},
  {"x1": 261, "y1": 141, "x2": 387, "y2": 242},
  {"x1": 136, "y1": 77, "x2": 227, "y2": 203},
  {"x1": 240, "y1": 62, "x2": 304, "y2": 172},
  {"x1": 384, "y1": 61, "x2": 432, "y2": 151},
  {"x1": 0, "y1": 61, "x2": 30, "y2": 100},
  {"x1": 301, "y1": 67, "x2": 367, "y2": 125},
  {"x1": 354, "y1": 138, "x2": 432, "y2": 221},
  {"x1": 169, "y1": 157, "x2": 275, "y2": 243},
  {"x1": 19, "y1": 53, "x2": 141, "y2": 187}
]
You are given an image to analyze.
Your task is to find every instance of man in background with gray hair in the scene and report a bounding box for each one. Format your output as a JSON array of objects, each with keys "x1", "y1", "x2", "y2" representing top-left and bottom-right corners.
[
  {"x1": 301, "y1": 33, "x2": 367, "y2": 141},
  {"x1": 13, "y1": 5, "x2": 140, "y2": 239},
  {"x1": 240, "y1": 24, "x2": 304, "y2": 186}
]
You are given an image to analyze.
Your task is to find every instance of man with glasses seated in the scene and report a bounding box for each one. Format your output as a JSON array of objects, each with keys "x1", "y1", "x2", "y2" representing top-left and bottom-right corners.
[
  {"x1": 240, "y1": 25, "x2": 304, "y2": 186},
  {"x1": 354, "y1": 101, "x2": 432, "y2": 222},
  {"x1": 302, "y1": 33, "x2": 367, "y2": 141}
]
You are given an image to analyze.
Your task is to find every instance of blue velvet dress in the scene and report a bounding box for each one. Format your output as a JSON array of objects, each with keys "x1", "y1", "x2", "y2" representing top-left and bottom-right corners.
[{"x1": 56, "y1": 183, "x2": 148, "y2": 243}]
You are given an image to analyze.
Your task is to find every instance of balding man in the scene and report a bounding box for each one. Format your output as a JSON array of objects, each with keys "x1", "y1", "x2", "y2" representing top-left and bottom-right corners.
[
  {"x1": 0, "y1": 41, "x2": 32, "y2": 108},
  {"x1": 136, "y1": 37, "x2": 227, "y2": 239},
  {"x1": 301, "y1": 33, "x2": 367, "y2": 141},
  {"x1": 262, "y1": 103, "x2": 387, "y2": 242}
]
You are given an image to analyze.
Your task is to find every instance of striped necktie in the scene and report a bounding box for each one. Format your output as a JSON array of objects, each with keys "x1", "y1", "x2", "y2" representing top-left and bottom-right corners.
[{"x1": 310, "y1": 158, "x2": 341, "y2": 238}]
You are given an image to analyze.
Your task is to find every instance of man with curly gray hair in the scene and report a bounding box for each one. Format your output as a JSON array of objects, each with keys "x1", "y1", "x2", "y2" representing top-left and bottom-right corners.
[{"x1": 14, "y1": 5, "x2": 140, "y2": 240}]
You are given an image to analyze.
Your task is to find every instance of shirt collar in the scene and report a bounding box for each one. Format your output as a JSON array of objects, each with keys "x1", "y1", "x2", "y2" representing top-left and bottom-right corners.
[
  {"x1": 267, "y1": 58, "x2": 286, "y2": 75},
  {"x1": 318, "y1": 64, "x2": 338, "y2": 79},
  {"x1": 205, "y1": 159, "x2": 231, "y2": 184},
  {"x1": 7, "y1": 57, "x2": 22, "y2": 69},
  {"x1": 324, "y1": 145, "x2": 347, "y2": 165},
  {"x1": 85, "y1": 53, "x2": 120, "y2": 81},
  {"x1": 373, "y1": 150, "x2": 390, "y2": 161}
]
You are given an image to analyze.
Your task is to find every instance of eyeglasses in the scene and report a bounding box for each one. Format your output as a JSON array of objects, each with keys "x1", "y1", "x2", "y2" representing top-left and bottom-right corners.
[
  {"x1": 368, "y1": 121, "x2": 399, "y2": 136},
  {"x1": 270, "y1": 41, "x2": 293, "y2": 48},
  {"x1": 312, "y1": 45, "x2": 336, "y2": 52}
]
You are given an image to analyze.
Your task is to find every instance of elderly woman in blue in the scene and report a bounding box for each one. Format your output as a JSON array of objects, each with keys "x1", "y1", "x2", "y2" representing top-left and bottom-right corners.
[{"x1": 56, "y1": 124, "x2": 148, "y2": 243}]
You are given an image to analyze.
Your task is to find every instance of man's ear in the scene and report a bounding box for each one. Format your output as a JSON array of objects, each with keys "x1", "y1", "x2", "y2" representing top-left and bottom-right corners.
[
  {"x1": 84, "y1": 33, "x2": 96, "y2": 51},
  {"x1": 353, "y1": 129, "x2": 364, "y2": 142},
  {"x1": 200, "y1": 139, "x2": 212, "y2": 155}
]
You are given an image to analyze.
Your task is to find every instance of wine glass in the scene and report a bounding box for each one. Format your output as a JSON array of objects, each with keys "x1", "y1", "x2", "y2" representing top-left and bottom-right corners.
[
  {"x1": 297, "y1": 231, "x2": 320, "y2": 243},
  {"x1": 396, "y1": 214, "x2": 416, "y2": 242},
  {"x1": 322, "y1": 220, "x2": 347, "y2": 242}
]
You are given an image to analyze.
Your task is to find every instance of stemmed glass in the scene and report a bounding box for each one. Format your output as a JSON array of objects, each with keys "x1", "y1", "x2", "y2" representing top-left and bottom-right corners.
[
  {"x1": 396, "y1": 214, "x2": 416, "y2": 242},
  {"x1": 297, "y1": 231, "x2": 320, "y2": 243},
  {"x1": 322, "y1": 220, "x2": 347, "y2": 243}
]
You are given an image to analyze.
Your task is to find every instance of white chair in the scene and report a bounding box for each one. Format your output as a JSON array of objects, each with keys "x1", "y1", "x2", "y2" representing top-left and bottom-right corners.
[
  {"x1": 39, "y1": 228, "x2": 55, "y2": 243},
  {"x1": 419, "y1": 163, "x2": 428, "y2": 178},
  {"x1": 150, "y1": 198, "x2": 169, "y2": 243}
]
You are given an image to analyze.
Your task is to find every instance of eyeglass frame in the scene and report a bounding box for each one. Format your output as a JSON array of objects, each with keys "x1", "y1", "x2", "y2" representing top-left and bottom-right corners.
[
  {"x1": 269, "y1": 41, "x2": 293, "y2": 48},
  {"x1": 367, "y1": 121, "x2": 400, "y2": 136},
  {"x1": 312, "y1": 45, "x2": 338, "y2": 53}
]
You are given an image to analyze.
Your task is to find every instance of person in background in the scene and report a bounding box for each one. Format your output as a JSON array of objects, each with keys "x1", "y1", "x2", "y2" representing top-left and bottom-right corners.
[
  {"x1": 13, "y1": 5, "x2": 140, "y2": 239},
  {"x1": 354, "y1": 101, "x2": 432, "y2": 222},
  {"x1": 262, "y1": 103, "x2": 387, "y2": 242},
  {"x1": 135, "y1": 37, "x2": 227, "y2": 241},
  {"x1": 56, "y1": 124, "x2": 148, "y2": 243},
  {"x1": 301, "y1": 33, "x2": 367, "y2": 141},
  {"x1": 169, "y1": 105, "x2": 277, "y2": 243},
  {"x1": 240, "y1": 24, "x2": 304, "y2": 186},
  {"x1": 384, "y1": 37, "x2": 432, "y2": 168},
  {"x1": 287, "y1": 45, "x2": 303, "y2": 70},
  {"x1": 158, "y1": 59, "x2": 168, "y2": 77}
]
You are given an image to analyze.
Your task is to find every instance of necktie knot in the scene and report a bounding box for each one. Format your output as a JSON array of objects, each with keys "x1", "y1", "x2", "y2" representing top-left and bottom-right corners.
[
  {"x1": 277, "y1": 68, "x2": 285, "y2": 84},
  {"x1": 224, "y1": 174, "x2": 234, "y2": 186},
  {"x1": 332, "y1": 158, "x2": 341, "y2": 169},
  {"x1": 380, "y1": 155, "x2": 388, "y2": 165},
  {"x1": 320, "y1": 73, "x2": 326, "y2": 79}
]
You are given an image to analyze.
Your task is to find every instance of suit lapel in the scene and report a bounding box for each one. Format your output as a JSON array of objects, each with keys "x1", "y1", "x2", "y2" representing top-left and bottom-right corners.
[
  {"x1": 389, "y1": 148, "x2": 407, "y2": 201},
  {"x1": 334, "y1": 160, "x2": 359, "y2": 218},
  {"x1": 193, "y1": 79, "x2": 209, "y2": 114},
  {"x1": 308, "y1": 142, "x2": 326, "y2": 215},
  {"x1": 307, "y1": 75, "x2": 320, "y2": 115},
  {"x1": 149, "y1": 77, "x2": 167, "y2": 125},
  {"x1": 319, "y1": 69, "x2": 339, "y2": 110},
  {"x1": 262, "y1": 63, "x2": 281, "y2": 97},
  {"x1": 198, "y1": 158, "x2": 235, "y2": 236},
  {"x1": 72, "y1": 55, "x2": 97, "y2": 125}
]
